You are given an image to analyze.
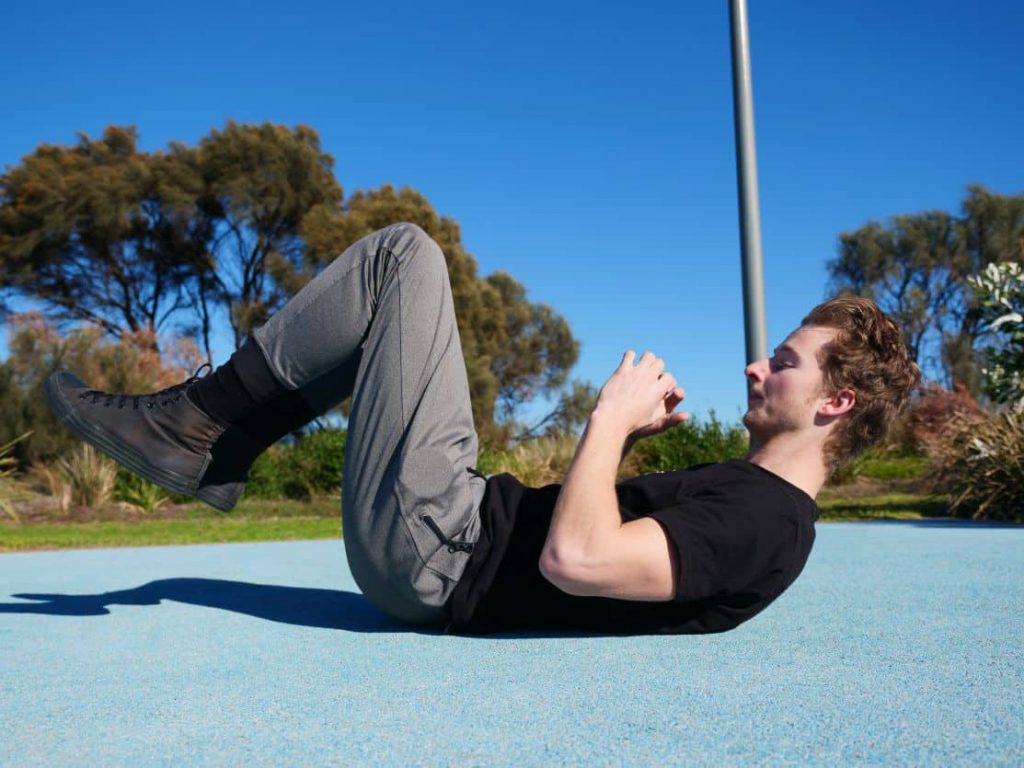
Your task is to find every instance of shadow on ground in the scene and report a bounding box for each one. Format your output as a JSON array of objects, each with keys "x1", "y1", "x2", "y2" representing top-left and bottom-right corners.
[
  {"x1": 0, "y1": 578, "x2": 416, "y2": 633},
  {"x1": 0, "y1": 578, "x2": 616, "y2": 639}
]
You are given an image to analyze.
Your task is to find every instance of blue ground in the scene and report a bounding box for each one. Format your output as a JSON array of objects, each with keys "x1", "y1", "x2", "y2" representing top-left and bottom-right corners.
[{"x1": 1, "y1": 520, "x2": 1021, "y2": 766}]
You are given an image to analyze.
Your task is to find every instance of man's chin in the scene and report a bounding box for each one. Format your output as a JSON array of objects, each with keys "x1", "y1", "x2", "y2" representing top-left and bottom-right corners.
[{"x1": 742, "y1": 410, "x2": 769, "y2": 443}]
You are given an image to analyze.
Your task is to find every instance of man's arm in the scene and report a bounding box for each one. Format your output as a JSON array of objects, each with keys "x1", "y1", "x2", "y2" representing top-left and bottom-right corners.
[{"x1": 538, "y1": 411, "x2": 677, "y2": 601}]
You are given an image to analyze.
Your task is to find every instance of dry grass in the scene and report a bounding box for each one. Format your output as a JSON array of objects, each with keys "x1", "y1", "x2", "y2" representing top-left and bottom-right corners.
[
  {"x1": 935, "y1": 409, "x2": 1024, "y2": 521},
  {"x1": 56, "y1": 444, "x2": 118, "y2": 510},
  {"x1": 482, "y1": 433, "x2": 580, "y2": 487}
]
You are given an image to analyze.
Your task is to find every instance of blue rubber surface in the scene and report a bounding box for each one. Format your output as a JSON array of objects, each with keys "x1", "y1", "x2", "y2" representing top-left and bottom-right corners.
[{"x1": 1, "y1": 520, "x2": 1021, "y2": 766}]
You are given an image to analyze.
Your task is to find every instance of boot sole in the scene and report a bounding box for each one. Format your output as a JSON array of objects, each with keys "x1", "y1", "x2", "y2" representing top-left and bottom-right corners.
[{"x1": 44, "y1": 373, "x2": 239, "y2": 513}]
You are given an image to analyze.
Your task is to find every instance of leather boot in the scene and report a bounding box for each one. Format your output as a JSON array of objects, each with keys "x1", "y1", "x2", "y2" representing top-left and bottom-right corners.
[{"x1": 45, "y1": 365, "x2": 246, "y2": 512}]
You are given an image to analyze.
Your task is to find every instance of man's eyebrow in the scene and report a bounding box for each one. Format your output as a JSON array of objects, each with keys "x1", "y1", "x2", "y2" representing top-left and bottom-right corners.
[{"x1": 772, "y1": 344, "x2": 800, "y2": 358}]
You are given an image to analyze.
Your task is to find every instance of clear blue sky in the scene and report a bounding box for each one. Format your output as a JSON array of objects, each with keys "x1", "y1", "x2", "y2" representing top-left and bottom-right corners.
[{"x1": 2, "y1": 0, "x2": 1022, "y2": 428}]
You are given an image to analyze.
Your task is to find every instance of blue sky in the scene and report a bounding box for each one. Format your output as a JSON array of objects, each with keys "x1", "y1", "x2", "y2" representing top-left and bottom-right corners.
[{"x1": 2, "y1": 0, "x2": 1022, "y2": 429}]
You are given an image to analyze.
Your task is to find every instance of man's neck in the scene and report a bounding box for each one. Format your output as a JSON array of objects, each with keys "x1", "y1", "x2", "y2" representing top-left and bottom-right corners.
[{"x1": 744, "y1": 435, "x2": 828, "y2": 500}]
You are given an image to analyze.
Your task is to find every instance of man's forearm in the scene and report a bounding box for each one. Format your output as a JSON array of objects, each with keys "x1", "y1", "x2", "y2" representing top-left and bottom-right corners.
[{"x1": 542, "y1": 411, "x2": 631, "y2": 569}]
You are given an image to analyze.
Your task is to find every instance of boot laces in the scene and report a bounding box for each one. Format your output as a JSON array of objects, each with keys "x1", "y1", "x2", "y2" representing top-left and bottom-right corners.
[{"x1": 76, "y1": 363, "x2": 213, "y2": 411}]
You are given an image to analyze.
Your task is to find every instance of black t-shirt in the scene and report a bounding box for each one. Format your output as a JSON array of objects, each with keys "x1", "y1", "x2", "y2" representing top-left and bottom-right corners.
[{"x1": 444, "y1": 460, "x2": 820, "y2": 636}]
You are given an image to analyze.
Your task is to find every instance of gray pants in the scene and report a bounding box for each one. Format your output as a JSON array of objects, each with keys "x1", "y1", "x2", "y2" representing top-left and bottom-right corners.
[{"x1": 252, "y1": 223, "x2": 487, "y2": 628}]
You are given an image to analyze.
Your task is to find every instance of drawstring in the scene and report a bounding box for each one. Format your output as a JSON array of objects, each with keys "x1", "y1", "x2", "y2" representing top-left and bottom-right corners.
[
  {"x1": 420, "y1": 514, "x2": 475, "y2": 554},
  {"x1": 466, "y1": 466, "x2": 487, "y2": 480}
]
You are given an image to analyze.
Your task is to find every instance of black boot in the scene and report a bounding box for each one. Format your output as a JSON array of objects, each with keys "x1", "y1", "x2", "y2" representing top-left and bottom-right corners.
[
  {"x1": 44, "y1": 365, "x2": 245, "y2": 511},
  {"x1": 45, "y1": 366, "x2": 319, "y2": 512}
]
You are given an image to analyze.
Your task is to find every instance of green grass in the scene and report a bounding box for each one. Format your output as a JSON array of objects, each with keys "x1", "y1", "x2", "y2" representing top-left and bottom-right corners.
[
  {"x1": 0, "y1": 491, "x2": 954, "y2": 552},
  {"x1": 818, "y1": 493, "x2": 949, "y2": 521},
  {"x1": 0, "y1": 516, "x2": 340, "y2": 552},
  {"x1": 853, "y1": 455, "x2": 929, "y2": 481}
]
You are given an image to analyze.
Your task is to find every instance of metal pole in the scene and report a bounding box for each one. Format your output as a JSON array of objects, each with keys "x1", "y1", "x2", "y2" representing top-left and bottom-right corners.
[{"x1": 728, "y1": 0, "x2": 768, "y2": 364}]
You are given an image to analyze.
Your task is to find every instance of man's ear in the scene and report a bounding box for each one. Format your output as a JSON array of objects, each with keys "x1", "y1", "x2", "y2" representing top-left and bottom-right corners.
[{"x1": 821, "y1": 388, "x2": 856, "y2": 417}]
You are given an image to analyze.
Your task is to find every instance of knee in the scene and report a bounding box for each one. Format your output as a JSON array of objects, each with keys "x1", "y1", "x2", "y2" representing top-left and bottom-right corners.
[{"x1": 380, "y1": 222, "x2": 446, "y2": 272}]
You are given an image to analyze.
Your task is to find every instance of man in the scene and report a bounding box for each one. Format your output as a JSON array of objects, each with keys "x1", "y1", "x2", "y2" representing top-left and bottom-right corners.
[{"x1": 45, "y1": 223, "x2": 921, "y2": 636}]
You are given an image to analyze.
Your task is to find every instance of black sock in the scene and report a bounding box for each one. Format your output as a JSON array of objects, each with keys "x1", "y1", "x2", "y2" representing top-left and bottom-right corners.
[
  {"x1": 187, "y1": 342, "x2": 286, "y2": 428},
  {"x1": 200, "y1": 386, "x2": 321, "y2": 487}
]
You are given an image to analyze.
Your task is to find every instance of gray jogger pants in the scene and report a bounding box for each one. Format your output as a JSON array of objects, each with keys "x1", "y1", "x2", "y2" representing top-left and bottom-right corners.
[{"x1": 252, "y1": 223, "x2": 487, "y2": 628}]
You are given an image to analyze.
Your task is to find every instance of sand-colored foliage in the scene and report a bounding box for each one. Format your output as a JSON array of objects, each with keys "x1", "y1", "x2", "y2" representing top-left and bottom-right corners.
[
  {"x1": 477, "y1": 432, "x2": 582, "y2": 488},
  {"x1": 56, "y1": 444, "x2": 118, "y2": 510},
  {"x1": 1, "y1": 311, "x2": 204, "y2": 466},
  {"x1": 932, "y1": 408, "x2": 1024, "y2": 521}
]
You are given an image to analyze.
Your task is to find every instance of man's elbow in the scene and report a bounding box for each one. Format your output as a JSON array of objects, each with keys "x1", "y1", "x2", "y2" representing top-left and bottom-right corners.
[{"x1": 538, "y1": 549, "x2": 594, "y2": 597}]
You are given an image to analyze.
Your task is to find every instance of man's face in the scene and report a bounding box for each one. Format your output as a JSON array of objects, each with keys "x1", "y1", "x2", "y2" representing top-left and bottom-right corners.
[{"x1": 742, "y1": 325, "x2": 836, "y2": 441}]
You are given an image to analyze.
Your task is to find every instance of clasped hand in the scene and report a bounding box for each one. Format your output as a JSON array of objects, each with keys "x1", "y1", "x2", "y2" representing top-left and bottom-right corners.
[{"x1": 594, "y1": 350, "x2": 688, "y2": 442}]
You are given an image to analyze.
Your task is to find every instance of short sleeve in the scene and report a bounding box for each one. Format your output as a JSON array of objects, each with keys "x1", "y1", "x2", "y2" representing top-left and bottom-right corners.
[{"x1": 648, "y1": 490, "x2": 788, "y2": 604}]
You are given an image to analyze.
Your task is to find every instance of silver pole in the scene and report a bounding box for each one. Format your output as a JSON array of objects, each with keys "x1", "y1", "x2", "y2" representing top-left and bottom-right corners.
[{"x1": 728, "y1": 0, "x2": 768, "y2": 364}]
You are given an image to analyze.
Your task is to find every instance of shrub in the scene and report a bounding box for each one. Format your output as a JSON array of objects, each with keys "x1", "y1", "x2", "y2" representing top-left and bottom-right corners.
[
  {"x1": 288, "y1": 428, "x2": 346, "y2": 495},
  {"x1": 477, "y1": 432, "x2": 579, "y2": 487},
  {"x1": 245, "y1": 447, "x2": 288, "y2": 499},
  {"x1": 26, "y1": 461, "x2": 73, "y2": 512},
  {"x1": 930, "y1": 409, "x2": 1024, "y2": 521},
  {"x1": 628, "y1": 412, "x2": 749, "y2": 476},
  {"x1": 2, "y1": 312, "x2": 204, "y2": 466},
  {"x1": 57, "y1": 444, "x2": 118, "y2": 509},
  {"x1": 243, "y1": 428, "x2": 346, "y2": 500},
  {"x1": 906, "y1": 382, "x2": 985, "y2": 458},
  {"x1": 114, "y1": 469, "x2": 171, "y2": 515},
  {"x1": 0, "y1": 431, "x2": 33, "y2": 522}
]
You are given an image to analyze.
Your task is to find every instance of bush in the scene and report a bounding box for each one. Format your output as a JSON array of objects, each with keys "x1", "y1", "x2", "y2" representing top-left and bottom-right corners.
[
  {"x1": 0, "y1": 431, "x2": 33, "y2": 522},
  {"x1": 476, "y1": 432, "x2": 579, "y2": 487},
  {"x1": 1, "y1": 312, "x2": 204, "y2": 467},
  {"x1": 930, "y1": 409, "x2": 1024, "y2": 522},
  {"x1": 906, "y1": 382, "x2": 985, "y2": 458},
  {"x1": 245, "y1": 447, "x2": 288, "y2": 499},
  {"x1": 57, "y1": 444, "x2": 118, "y2": 509},
  {"x1": 628, "y1": 412, "x2": 749, "y2": 476},
  {"x1": 113, "y1": 469, "x2": 171, "y2": 514},
  {"x1": 243, "y1": 428, "x2": 346, "y2": 500}
]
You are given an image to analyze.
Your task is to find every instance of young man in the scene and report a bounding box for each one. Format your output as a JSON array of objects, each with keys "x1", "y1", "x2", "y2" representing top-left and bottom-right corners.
[{"x1": 45, "y1": 223, "x2": 920, "y2": 636}]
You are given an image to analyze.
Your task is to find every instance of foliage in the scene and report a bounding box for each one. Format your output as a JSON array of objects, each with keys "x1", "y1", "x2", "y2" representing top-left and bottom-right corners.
[
  {"x1": 243, "y1": 428, "x2": 346, "y2": 501},
  {"x1": 302, "y1": 182, "x2": 588, "y2": 447},
  {"x1": 931, "y1": 409, "x2": 1024, "y2": 522},
  {"x1": 826, "y1": 445, "x2": 928, "y2": 486},
  {"x1": 967, "y1": 260, "x2": 1024, "y2": 407},
  {"x1": 25, "y1": 460, "x2": 72, "y2": 512},
  {"x1": 0, "y1": 431, "x2": 32, "y2": 522},
  {"x1": 0, "y1": 123, "x2": 343, "y2": 358},
  {"x1": 113, "y1": 469, "x2": 171, "y2": 515},
  {"x1": 1, "y1": 126, "x2": 591, "y2": 449},
  {"x1": 57, "y1": 445, "x2": 118, "y2": 510},
  {"x1": 827, "y1": 185, "x2": 1024, "y2": 391},
  {"x1": 905, "y1": 382, "x2": 985, "y2": 459},
  {"x1": 285, "y1": 428, "x2": 346, "y2": 498},
  {"x1": 476, "y1": 432, "x2": 580, "y2": 487},
  {"x1": 626, "y1": 412, "x2": 749, "y2": 476},
  {"x1": 0, "y1": 312, "x2": 202, "y2": 465}
]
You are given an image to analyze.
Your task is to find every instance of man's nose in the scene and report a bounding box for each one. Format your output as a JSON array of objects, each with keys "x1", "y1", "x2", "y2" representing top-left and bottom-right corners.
[{"x1": 745, "y1": 358, "x2": 767, "y2": 382}]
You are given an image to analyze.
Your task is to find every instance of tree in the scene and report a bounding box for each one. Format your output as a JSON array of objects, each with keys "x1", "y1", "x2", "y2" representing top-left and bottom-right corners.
[
  {"x1": 968, "y1": 261, "x2": 1024, "y2": 408},
  {"x1": 300, "y1": 184, "x2": 589, "y2": 447},
  {"x1": 827, "y1": 185, "x2": 1024, "y2": 391},
  {"x1": 2, "y1": 125, "x2": 592, "y2": 450},
  {"x1": 0, "y1": 126, "x2": 201, "y2": 351},
  {"x1": 0, "y1": 122, "x2": 343, "y2": 358},
  {"x1": 193, "y1": 121, "x2": 344, "y2": 348}
]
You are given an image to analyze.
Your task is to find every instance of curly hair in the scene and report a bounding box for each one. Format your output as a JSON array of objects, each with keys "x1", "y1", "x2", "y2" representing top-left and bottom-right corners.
[{"x1": 802, "y1": 296, "x2": 922, "y2": 472}]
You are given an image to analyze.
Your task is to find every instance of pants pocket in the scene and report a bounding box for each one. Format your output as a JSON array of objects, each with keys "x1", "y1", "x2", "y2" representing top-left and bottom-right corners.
[{"x1": 394, "y1": 446, "x2": 476, "y2": 581}]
